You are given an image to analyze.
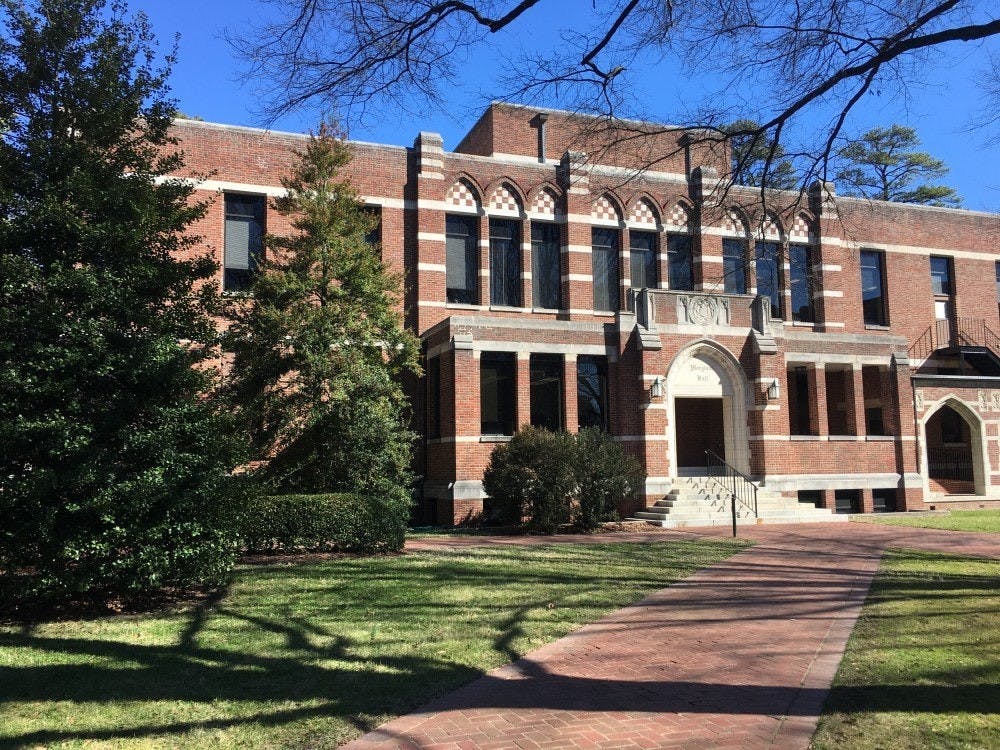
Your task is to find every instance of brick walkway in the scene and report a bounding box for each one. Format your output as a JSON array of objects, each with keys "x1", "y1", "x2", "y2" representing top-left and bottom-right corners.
[{"x1": 343, "y1": 523, "x2": 999, "y2": 750}]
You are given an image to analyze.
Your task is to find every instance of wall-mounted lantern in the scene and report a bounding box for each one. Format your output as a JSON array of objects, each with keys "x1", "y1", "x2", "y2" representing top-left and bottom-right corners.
[
  {"x1": 650, "y1": 375, "x2": 665, "y2": 399},
  {"x1": 767, "y1": 377, "x2": 781, "y2": 400}
]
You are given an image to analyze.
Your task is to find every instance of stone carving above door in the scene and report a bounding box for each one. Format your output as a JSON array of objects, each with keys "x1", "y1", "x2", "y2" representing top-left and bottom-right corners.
[{"x1": 676, "y1": 294, "x2": 730, "y2": 327}]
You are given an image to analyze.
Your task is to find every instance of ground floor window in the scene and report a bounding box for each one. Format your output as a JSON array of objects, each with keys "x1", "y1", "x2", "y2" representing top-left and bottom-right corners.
[
  {"x1": 834, "y1": 489, "x2": 861, "y2": 514},
  {"x1": 872, "y1": 488, "x2": 897, "y2": 513},
  {"x1": 480, "y1": 352, "x2": 515, "y2": 435},
  {"x1": 797, "y1": 490, "x2": 823, "y2": 508},
  {"x1": 577, "y1": 355, "x2": 608, "y2": 431},
  {"x1": 530, "y1": 354, "x2": 564, "y2": 431}
]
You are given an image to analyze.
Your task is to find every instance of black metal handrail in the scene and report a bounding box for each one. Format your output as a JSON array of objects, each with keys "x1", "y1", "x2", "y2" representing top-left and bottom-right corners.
[
  {"x1": 909, "y1": 317, "x2": 1000, "y2": 360},
  {"x1": 705, "y1": 450, "x2": 758, "y2": 537}
]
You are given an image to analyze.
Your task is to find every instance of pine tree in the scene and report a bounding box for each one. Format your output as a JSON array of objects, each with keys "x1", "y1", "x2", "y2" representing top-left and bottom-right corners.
[
  {"x1": 224, "y1": 122, "x2": 420, "y2": 503},
  {"x1": 725, "y1": 119, "x2": 799, "y2": 190},
  {"x1": 834, "y1": 125, "x2": 961, "y2": 207},
  {"x1": 0, "y1": 0, "x2": 244, "y2": 599}
]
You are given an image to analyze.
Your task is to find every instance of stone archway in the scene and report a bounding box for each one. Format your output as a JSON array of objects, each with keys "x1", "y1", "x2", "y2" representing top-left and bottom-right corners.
[
  {"x1": 665, "y1": 341, "x2": 751, "y2": 476},
  {"x1": 920, "y1": 397, "x2": 988, "y2": 496}
]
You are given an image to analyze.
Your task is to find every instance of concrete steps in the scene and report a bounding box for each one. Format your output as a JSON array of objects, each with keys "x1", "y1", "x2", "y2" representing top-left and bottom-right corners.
[{"x1": 630, "y1": 477, "x2": 847, "y2": 528}]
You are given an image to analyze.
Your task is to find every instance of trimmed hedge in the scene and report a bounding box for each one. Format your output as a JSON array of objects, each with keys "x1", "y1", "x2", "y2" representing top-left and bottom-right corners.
[{"x1": 240, "y1": 493, "x2": 409, "y2": 554}]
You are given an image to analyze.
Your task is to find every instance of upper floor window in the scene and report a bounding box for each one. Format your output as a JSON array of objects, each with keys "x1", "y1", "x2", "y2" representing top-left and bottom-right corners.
[
  {"x1": 592, "y1": 228, "x2": 619, "y2": 312},
  {"x1": 629, "y1": 230, "x2": 658, "y2": 290},
  {"x1": 489, "y1": 219, "x2": 521, "y2": 307},
  {"x1": 363, "y1": 205, "x2": 382, "y2": 250},
  {"x1": 722, "y1": 238, "x2": 747, "y2": 294},
  {"x1": 930, "y1": 256, "x2": 953, "y2": 296},
  {"x1": 860, "y1": 249, "x2": 888, "y2": 326},
  {"x1": 788, "y1": 244, "x2": 815, "y2": 323},
  {"x1": 446, "y1": 214, "x2": 478, "y2": 304},
  {"x1": 223, "y1": 194, "x2": 265, "y2": 292},
  {"x1": 531, "y1": 222, "x2": 561, "y2": 309},
  {"x1": 667, "y1": 234, "x2": 694, "y2": 291},
  {"x1": 754, "y1": 241, "x2": 782, "y2": 318}
]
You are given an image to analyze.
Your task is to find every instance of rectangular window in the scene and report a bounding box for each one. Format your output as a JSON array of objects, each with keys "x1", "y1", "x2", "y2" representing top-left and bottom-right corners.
[
  {"x1": 426, "y1": 356, "x2": 440, "y2": 439},
  {"x1": 872, "y1": 488, "x2": 897, "y2": 513},
  {"x1": 834, "y1": 489, "x2": 861, "y2": 514},
  {"x1": 629, "y1": 230, "x2": 658, "y2": 290},
  {"x1": 363, "y1": 205, "x2": 382, "y2": 250},
  {"x1": 722, "y1": 238, "x2": 747, "y2": 294},
  {"x1": 667, "y1": 234, "x2": 694, "y2": 291},
  {"x1": 592, "y1": 228, "x2": 619, "y2": 311},
  {"x1": 860, "y1": 250, "x2": 888, "y2": 326},
  {"x1": 530, "y1": 354, "x2": 564, "y2": 431},
  {"x1": 930, "y1": 256, "x2": 953, "y2": 296},
  {"x1": 480, "y1": 352, "x2": 516, "y2": 436},
  {"x1": 798, "y1": 490, "x2": 823, "y2": 508},
  {"x1": 789, "y1": 244, "x2": 815, "y2": 323},
  {"x1": 490, "y1": 219, "x2": 521, "y2": 307},
  {"x1": 788, "y1": 365, "x2": 812, "y2": 436},
  {"x1": 862, "y1": 365, "x2": 887, "y2": 436},
  {"x1": 577, "y1": 355, "x2": 609, "y2": 431},
  {"x1": 754, "y1": 241, "x2": 782, "y2": 318},
  {"x1": 531, "y1": 222, "x2": 561, "y2": 309},
  {"x1": 446, "y1": 214, "x2": 478, "y2": 304},
  {"x1": 223, "y1": 194, "x2": 265, "y2": 292}
]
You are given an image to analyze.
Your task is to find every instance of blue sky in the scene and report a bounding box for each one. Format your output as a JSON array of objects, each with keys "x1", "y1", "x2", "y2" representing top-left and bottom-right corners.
[{"x1": 133, "y1": 1, "x2": 1000, "y2": 211}]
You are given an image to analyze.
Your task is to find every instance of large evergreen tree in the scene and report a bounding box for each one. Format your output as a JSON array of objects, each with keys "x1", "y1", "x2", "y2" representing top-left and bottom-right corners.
[
  {"x1": 724, "y1": 119, "x2": 799, "y2": 190},
  {"x1": 834, "y1": 125, "x2": 962, "y2": 207},
  {"x1": 0, "y1": 0, "x2": 243, "y2": 598},
  {"x1": 224, "y1": 123, "x2": 420, "y2": 503}
]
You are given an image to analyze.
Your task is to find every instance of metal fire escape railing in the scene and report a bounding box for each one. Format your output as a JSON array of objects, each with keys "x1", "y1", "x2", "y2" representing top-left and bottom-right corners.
[
  {"x1": 909, "y1": 317, "x2": 1000, "y2": 361},
  {"x1": 704, "y1": 449, "x2": 758, "y2": 537}
]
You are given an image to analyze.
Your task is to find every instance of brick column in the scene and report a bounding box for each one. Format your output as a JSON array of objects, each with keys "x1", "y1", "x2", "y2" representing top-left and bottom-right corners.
[
  {"x1": 478, "y1": 214, "x2": 491, "y2": 306},
  {"x1": 891, "y1": 352, "x2": 924, "y2": 510},
  {"x1": 849, "y1": 364, "x2": 866, "y2": 436},
  {"x1": 808, "y1": 363, "x2": 828, "y2": 436},
  {"x1": 516, "y1": 352, "x2": 531, "y2": 431},
  {"x1": 564, "y1": 354, "x2": 579, "y2": 432},
  {"x1": 521, "y1": 220, "x2": 532, "y2": 309},
  {"x1": 559, "y1": 151, "x2": 591, "y2": 315},
  {"x1": 861, "y1": 488, "x2": 875, "y2": 513},
  {"x1": 656, "y1": 229, "x2": 670, "y2": 290},
  {"x1": 413, "y1": 131, "x2": 447, "y2": 332},
  {"x1": 619, "y1": 226, "x2": 632, "y2": 311},
  {"x1": 691, "y1": 166, "x2": 722, "y2": 292},
  {"x1": 809, "y1": 181, "x2": 845, "y2": 332}
]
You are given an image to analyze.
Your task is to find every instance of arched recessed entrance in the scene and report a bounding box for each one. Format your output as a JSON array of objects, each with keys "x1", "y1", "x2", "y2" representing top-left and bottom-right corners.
[
  {"x1": 666, "y1": 341, "x2": 750, "y2": 476},
  {"x1": 920, "y1": 398, "x2": 988, "y2": 496}
]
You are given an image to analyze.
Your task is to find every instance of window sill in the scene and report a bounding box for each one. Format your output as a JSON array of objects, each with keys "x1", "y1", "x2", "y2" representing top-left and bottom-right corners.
[
  {"x1": 789, "y1": 434, "x2": 822, "y2": 441},
  {"x1": 592, "y1": 311, "x2": 616, "y2": 317},
  {"x1": 446, "y1": 302, "x2": 482, "y2": 310},
  {"x1": 866, "y1": 435, "x2": 895, "y2": 442},
  {"x1": 865, "y1": 324, "x2": 891, "y2": 331},
  {"x1": 531, "y1": 307, "x2": 562, "y2": 314},
  {"x1": 480, "y1": 434, "x2": 513, "y2": 443},
  {"x1": 489, "y1": 305, "x2": 530, "y2": 313},
  {"x1": 829, "y1": 434, "x2": 862, "y2": 441}
]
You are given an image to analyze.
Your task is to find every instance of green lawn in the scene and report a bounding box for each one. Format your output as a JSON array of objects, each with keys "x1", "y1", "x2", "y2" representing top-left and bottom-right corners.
[
  {"x1": 812, "y1": 549, "x2": 1000, "y2": 749},
  {"x1": 854, "y1": 510, "x2": 1000, "y2": 533},
  {"x1": 0, "y1": 539, "x2": 744, "y2": 749}
]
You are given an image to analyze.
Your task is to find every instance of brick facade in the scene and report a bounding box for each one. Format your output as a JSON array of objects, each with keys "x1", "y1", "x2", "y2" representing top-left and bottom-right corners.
[{"x1": 168, "y1": 104, "x2": 1000, "y2": 524}]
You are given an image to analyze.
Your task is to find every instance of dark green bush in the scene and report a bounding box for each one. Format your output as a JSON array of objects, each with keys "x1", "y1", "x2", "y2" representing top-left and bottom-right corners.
[
  {"x1": 482, "y1": 427, "x2": 642, "y2": 533},
  {"x1": 573, "y1": 428, "x2": 642, "y2": 530},
  {"x1": 240, "y1": 493, "x2": 409, "y2": 553}
]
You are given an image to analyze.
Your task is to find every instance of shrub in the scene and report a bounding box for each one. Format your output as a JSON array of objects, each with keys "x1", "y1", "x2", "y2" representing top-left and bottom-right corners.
[
  {"x1": 482, "y1": 427, "x2": 642, "y2": 533},
  {"x1": 240, "y1": 493, "x2": 409, "y2": 554},
  {"x1": 573, "y1": 428, "x2": 642, "y2": 530}
]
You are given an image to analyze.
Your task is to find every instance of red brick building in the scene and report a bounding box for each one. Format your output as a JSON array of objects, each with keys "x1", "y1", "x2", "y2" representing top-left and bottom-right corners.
[{"x1": 169, "y1": 103, "x2": 1000, "y2": 525}]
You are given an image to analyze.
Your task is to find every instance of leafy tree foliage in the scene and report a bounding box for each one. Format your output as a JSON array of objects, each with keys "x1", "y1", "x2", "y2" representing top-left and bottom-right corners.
[
  {"x1": 725, "y1": 119, "x2": 799, "y2": 190},
  {"x1": 834, "y1": 125, "x2": 961, "y2": 206},
  {"x1": 223, "y1": 123, "x2": 420, "y2": 502},
  {"x1": 0, "y1": 0, "x2": 244, "y2": 598}
]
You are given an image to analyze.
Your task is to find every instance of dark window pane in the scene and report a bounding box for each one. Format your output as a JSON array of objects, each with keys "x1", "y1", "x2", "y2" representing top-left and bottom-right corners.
[
  {"x1": 872, "y1": 489, "x2": 897, "y2": 513},
  {"x1": 834, "y1": 489, "x2": 861, "y2": 514},
  {"x1": 754, "y1": 241, "x2": 781, "y2": 318},
  {"x1": 723, "y1": 238, "x2": 747, "y2": 294},
  {"x1": 798, "y1": 490, "x2": 823, "y2": 508},
  {"x1": 224, "y1": 194, "x2": 265, "y2": 292},
  {"x1": 577, "y1": 355, "x2": 609, "y2": 431},
  {"x1": 592, "y1": 228, "x2": 619, "y2": 311},
  {"x1": 530, "y1": 354, "x2": 563, "y2": 431},
  {"x1": 860, "y1": 250, "x2": 887, "y2": 326},
  {"x1": 629, "y1": 231, "x2": 658, "y2": 290},
  {"x1": 490, "y1": 219, "x2": 521, "y2": 307},
  {"x1": 426, "y1": 357, "x2": 440, "y2": 439},
  {"x1": 446, "y1": 214, "x2": 478, "y2": 304},
  {"x1": 531, "y1": 222, "x2": 561, "y2": 309},
  {"x1": 667, "y1": 234, "x2": 693, "y2": 291},
  {"x1": 788, "y1": 365, "x2": 812, "y2": 435},
  {"x1": 930, "y1": 256, "x2": 952, "y2": 296},
  {"x1": 480, "y1": 352, "x2": 515, "y2": 435},
  {"x1": 789, "y1": 244, "x2": 814, "y2": 322}
]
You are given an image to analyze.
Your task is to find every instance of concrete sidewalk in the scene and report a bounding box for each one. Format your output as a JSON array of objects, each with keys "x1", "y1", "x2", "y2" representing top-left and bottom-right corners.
[{"x1": 343, "y1": 523, "x2": 999, "y2": 750}]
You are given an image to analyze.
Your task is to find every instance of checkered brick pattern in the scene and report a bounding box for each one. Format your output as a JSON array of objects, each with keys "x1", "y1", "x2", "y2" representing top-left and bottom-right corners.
[
  {"x1": 789, "y1": 213, "x2": 817, "y2": 242},
  {"x1": 722, "y1": 209, "x2": 748, "y2": 236},
  {"x1": 488, "y1": 183, "x2": 522, "y2": 214},
  {"x1": 629, "y1": 198, "x2": 658, "y2": 226},
  {"x1": 447, "y1": 179, "x2": 479, "y2": 209},
  {"x1": 591, "y1": 194, "x2": 620, "y2": 221},
  {"x1": 532, "y1": 187, "x2": 557, "y2": 217},
  {"x1": 664, "y1": 201, "x2": 691, "y2": 231},
  {"x1": 761, "y1": 213, "x2": 782, "y2": 239}
]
